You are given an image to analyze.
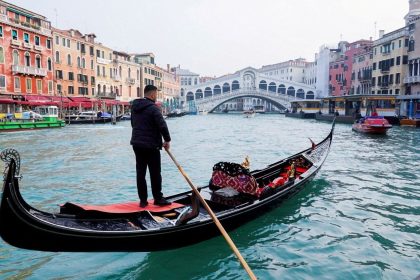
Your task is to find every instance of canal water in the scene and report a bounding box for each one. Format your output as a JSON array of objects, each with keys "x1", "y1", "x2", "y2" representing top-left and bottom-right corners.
[{"x1": 0, "y1": 115, "x2": 419, "y2": 279}]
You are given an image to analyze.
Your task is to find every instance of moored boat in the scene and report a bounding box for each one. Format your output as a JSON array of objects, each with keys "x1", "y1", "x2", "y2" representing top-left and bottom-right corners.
[
  {"x1": 0, "y1": 121, "x2": 334, "y2": 252},
  {"x1": 243, "y1": 109, "x2": 256, "y2": 118},
  {"x1": 0, "y1": 106, "x2": 65, "y2": 132},
  {"x1": 352, "y1": 116, "x2": 392, "y2": 134}
]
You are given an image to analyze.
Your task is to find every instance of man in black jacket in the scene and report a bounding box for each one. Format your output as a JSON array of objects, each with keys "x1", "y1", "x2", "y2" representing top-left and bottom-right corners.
[{"x1": 131, "y1": 85, "x2": 171, "y2": 208}]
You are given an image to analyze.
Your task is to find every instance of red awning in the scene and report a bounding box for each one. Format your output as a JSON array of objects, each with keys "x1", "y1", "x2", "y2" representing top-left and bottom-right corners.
[
  {"x1": 65, "y1": 102, "x2": 94, "y2": 108},
  {"x1": 0, "y1": 98, "x2": 15, "y2": 104},
  {"x1": 49, "y1": 96, "x2": 71, "y2": 103},
  {"x1": 24, "y1": 95, "x2": 52, "y2": 102},
  {"x1": 120, "y1": 101, "x2": 130, "y2": 106},
  {"x1": 69, "y1": 97, "x2": 97, "y2": 103},
  {"x1": 16, "y1": 101, "x2": 58, "y2": 106}
]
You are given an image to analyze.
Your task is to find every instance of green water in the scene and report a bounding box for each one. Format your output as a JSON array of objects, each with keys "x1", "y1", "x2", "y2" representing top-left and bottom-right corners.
[{"x1": 0, "y1": 115, "x2": 419, "y2": 279}]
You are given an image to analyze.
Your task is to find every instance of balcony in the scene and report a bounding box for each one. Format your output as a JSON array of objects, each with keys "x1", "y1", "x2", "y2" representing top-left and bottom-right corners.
[
  {"x1": 113, "y1": 75, "x2": 121, "y2": 82},
  {"x1": 11, "y1": 39, "x2": 21, "y2": 47},
  {"x1": 34, "y1": 45, "x2": 43, "y2": 51},
  {"x1": 380, "y1": 68, "x2": 390, "y2": 74},
  {"x1": 96, "y1": 57, "x2": 111, "y2": 65},
  {"x1": 12, "y1": 65, "x2": 47, "y2": 77},
  {"x1": 379, "y1": 82, "x2": 389, "y2": 89},
  {"x1": 23, "y1": 42, "x2": 33, "y2": 49},
  {"x1": 0, "y1": 15, "x2": 51, "y2": 36},
  {"x1": 404, "y1": 75, "x2": 420, "y2": 84},
  {"x1": 126, "y1": 78, "x2": 136, "y2": 85},
  {"x1": 97, "y1": 92, "x2": 117, "y2": 98}
]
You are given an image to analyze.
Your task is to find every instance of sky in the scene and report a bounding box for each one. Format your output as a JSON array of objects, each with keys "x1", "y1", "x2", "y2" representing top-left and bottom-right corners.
[{"x1": 11, "y1": 0, "x2": 407, "y2": 77}]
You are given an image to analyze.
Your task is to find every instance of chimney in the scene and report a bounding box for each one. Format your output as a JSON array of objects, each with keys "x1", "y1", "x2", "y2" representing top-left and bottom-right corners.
[
  {"x1": 379, "y1": 30, "x2": 385, "y2": 39},
  {"x1": 70, "y1": 29, "x2": 75, "y2": 37},
  {"x1": 369, "y1": 36, "x2": 373, "y2": 41}
]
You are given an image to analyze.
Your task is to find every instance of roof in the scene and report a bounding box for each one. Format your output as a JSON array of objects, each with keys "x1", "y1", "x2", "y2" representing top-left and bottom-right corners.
[{"x1": 175, "y1": 68, "x2": 199, "y2": 76}]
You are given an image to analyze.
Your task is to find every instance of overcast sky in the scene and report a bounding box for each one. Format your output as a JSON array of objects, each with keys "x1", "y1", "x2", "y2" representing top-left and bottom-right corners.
[{"x1": 12, "y1": 0, "x2": 407, "y2": 76}]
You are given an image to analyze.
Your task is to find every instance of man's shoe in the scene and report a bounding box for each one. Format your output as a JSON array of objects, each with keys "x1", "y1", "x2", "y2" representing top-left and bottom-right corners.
[
  {"x1": 139, "y1": 201, "x2": 149, "y2": 208},
  {"x1": 154, "y1": 198, "x2": 172, "y2": 206}
]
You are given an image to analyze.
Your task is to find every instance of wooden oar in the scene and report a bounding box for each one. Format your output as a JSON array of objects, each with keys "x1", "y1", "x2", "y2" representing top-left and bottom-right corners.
[{"x1": 165, "y1": 148, "x2": 257, "y2": 280}]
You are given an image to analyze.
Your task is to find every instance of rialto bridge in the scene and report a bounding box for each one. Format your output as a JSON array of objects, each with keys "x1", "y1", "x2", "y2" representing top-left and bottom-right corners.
[{"x1": 180, "y1": 67, "x2": 316, "y2": 112}]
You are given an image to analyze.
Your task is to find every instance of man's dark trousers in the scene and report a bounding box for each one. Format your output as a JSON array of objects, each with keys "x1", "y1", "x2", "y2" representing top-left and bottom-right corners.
[{"x1": 133, "y1": 146, "x2": 163, "y2": 202}]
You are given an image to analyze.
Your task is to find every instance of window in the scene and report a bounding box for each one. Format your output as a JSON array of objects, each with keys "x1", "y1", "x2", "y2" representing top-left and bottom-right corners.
[
  {"x1": 103, "y1": 66, "x2": 105, "y2": 77},
  {"x1": 373, "y1": 63, "x2": 376, "y2": 71},
  {"x1": 91, "y1": 76, "x2": 95, "y2": 85},
  {"x1": 67, "y1": 54, "x2": 71, "y2": 65},
  {"x1": 47, "y1": 58, "x2": 52, "y2": 71},
  {"x1": 0, "y1": 26, "x2": 3, "y2": 37},
  {"x1": 396, "y1": 73, "x2": 401, "y2": 84},
  {"x1": 46, "y1": 39, "x2": 51, "y2": 49},
  {"x1": 12, "y1": 29, "x2": 18, "y2": 40},
  {"x1": 396, "y1": 56, "x2": 401, "y2": 65},
  {"x1": 23, "y1": 33, "x2": 29, "y2": 43},
  {"x1": 26, "y1": 78, "x2": 32, "y2": 92},
  {"x1": 12, "y1": 50, "x2": 19, "y2": 65},
  {"x1": 81, "y1": 44, "x2": 85, "y2": 54},
  {"x1": 0, "y1": 46, "x2": 3, "y2": 64},
  {"x1": 405, "y1": 39, "x2": 409, "y2": 47},
  {"x1": 90, "y1": 46, "x2": 94, "y2": 56},
  {"x1": 36, "y1": 79, "x2": 42, "y2": 93},
  {"x1": 0, "y1": 75, "x2": 6, "y2": 89},
  {"x1": 96, "y1": 49, "x2": 100, "y2": 57},
  {"x1": 48, "y1": 81, "x2": 53, "y2": 94},
  {"x1": 55, "y1": 51, "x2": 60, "y2": 63},
  {"x1": 34, "y1": 36, "x2": 40, "y2": 46},
  {"x1": 90, "y1": 60, "x2": 94, "y2": 70},
  {"x1": 68, "y1": 86, "x2": 74, "y2": 94},
  {"x1": 67, "y1": 39, "x2": 70, "y2": 48},
  {"x1": 97, "y1": 65, "x2": 100, "y2": 76},
  {"x1": 14, "y1": 77, "x2": 20, "y2": 91},
  {"x1": 82, "y1": 58, "x2": 85, "y2": 68},
  {"x1": 62, "y1": 38, "x2": 65, "y2": 46},
  {"x1": 395, "y1": 89, "x2": 400, "y2": 95},
  {"x1": 24, "y1": 52, "x2": 30, "y2": 66},
  {"x1": 35, "y1": 55, "x2": 41, "y2": 68},
  {"x1": 77, "y1": 42, "x2": 80, "y2": 51},
  {"x1": 372, "y1": 77, "x2": 376, "y2": 86},
  {"x1": 55, "y1": 36, "x2": 59, "y2": 45},
  {"x1": 399, "y1": 40, "x2": 402, "y2": 48},
  {"x1": 403, "y1": 55, "x2": 408, "y2": 64},
  {"x1": 57, "y1": 84, "x2": 62, "y2": 94},
  {"x1": 77, "y1": 57, "x2": 81, "y2": 68},
  {"x1": 56, "y1": 70, "x2": 63, "y2": 79},
  {"x1": 409, "y1": 40, "x2": 415, "y2": 52},
  {"x1": 68, "y1": 72, "x2": 74, "y2": 81}
]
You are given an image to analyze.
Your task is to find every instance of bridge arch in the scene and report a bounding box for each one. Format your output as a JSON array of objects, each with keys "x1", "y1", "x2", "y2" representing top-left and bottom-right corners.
[
  {"x1": 306, "y1": 91, "x2": 315, "y2": 99},
  {"x1": 268, "y1": 82, "x2": 277, "y2": 93},
  {"x1": 287, "y1": 86, "x2": 295, "y2": 97},
  {"x1": 232, "y1": 80, "x2": 240, "y2": 90},
  {"x1": 259, "y1": 80, "x2": 267, "y2": 90},
  {"x1": 186, "y1": 91, "x2": 194, "y2": 101},
  {"x1": 207, "y1": 94, "x2": 288, "y2": 113},
  {"x1": 296, "y1": 88, "x2": 305, "y2": 99},
  {"x1": 222, "y1": 83, "x2": 230, "y2": 93},
  {"x1": 204, "y1": 87, "x2": 212, "y2": 98},
  {"x1": 214, "y1": 85, "x2": 221, "y2": 95},
  {"x1": 278, "y1": 84, "x2": 286, "y2": 94},
  {"x1": 195, "y1": 89, "x2": 203, "y2": 99}
]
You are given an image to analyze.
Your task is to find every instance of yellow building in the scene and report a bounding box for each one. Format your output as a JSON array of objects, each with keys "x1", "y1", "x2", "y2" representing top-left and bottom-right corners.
[
  {"x1": 94, "y1": 42, "x2": 116, "y2": 98},
  {"x1": 371, "y1": 28, "x2": 409, "y2": 96},
  {"x1": 112, "y1": 50, "x2": 141, "y2": 102}
]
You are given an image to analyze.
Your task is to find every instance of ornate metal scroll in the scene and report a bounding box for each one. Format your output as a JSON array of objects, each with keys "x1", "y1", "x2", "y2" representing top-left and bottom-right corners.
[{"x1": 1, "y1": 148, "x2": 21, "y2": 178}]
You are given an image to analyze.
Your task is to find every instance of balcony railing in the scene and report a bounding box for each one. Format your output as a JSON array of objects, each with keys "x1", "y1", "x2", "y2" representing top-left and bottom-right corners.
[
  {"x1": 97, "y1": 92, "x2": 117, "y2": 98},
  {"x1": 380, "y1": 68, "x2": 390, "y2": 73},
  {"x1": 12, "y1": 65, "x2": 47, "y2": 77},
  {"x1": 404, "y1": 75, "x2": 420, "y2": 84},
  {"x1": 126, "y1": 78, "x2": 136, "y2": 85},
  {"x1": 113, "y1": 75, "x2": 121, "y2": 82},
  {"x1": 23, "y1": 42, "x2": 33, "y2": 49},
  {"x1": 379, "y1": 82, "x2": 389, "y2": 88},
  {"x1": 34, "y1": 45, "x2": 43, "y2": 51},
  {"x1": 11, "y1": 39, "x2": 21, "y2": 47},
  {"x1": 0, "y1": 15, "x2": 51, "y2": 36},
  {"x1": 96, "y1": 57, "x2": 111, "y2": 65}
]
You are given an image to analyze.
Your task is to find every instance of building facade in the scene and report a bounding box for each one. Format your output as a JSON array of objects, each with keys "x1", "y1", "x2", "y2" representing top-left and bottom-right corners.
[
  {"x1": 94, "y1": 42, "x2": 115, "y2": 99},
  {"x1": 0, "y1": 0, "x2": 53, "y2": 98},
  {"x1": 329, "y1": 40, "x2": 373, "y2": 96},
  {"x1": 260, "y1": 58, "x2": 308, "y2": 83},
  {"x1": 161, "y1": 64, "x2": 180, "y2": 111},
  {"x1": 112, "y1": 51, "x2": 140, "y2": 101},
  {"x1": 351, "y1": 46, "x2": 373, "y2": 95},
  {"x1": 371, "y1": 28, "x2": 409, "y2": 97},
  {"x1": 52, "y1": 28, "x2": 96, "y2": 97}
]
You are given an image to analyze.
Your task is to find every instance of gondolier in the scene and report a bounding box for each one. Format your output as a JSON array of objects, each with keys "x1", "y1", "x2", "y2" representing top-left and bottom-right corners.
[{"x1": 131, "y1": 85, "x2": 172, "y2": 207}]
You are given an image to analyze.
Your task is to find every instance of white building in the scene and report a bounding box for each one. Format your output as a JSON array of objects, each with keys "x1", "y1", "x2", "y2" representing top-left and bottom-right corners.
[{"x1": 260, "y1": 58, "x2": 308, "y2": 83}]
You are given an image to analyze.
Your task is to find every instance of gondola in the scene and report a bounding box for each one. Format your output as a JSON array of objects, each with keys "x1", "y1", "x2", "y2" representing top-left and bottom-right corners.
[{"x1": 0, "y1": 121, "x2": 334, "y2": 252}]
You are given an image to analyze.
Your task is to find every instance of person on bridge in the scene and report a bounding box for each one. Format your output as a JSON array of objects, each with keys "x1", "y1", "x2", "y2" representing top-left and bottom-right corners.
[{"x1": 131, "y1": 85, "x2": 172, "y2": 208}]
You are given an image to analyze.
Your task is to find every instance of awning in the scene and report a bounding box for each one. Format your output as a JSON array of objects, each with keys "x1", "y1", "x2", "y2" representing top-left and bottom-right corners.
[
  {"x1": 69, "y1": 97, "x2": 97, "y2": 103},
  {"x1": 24, "y1": 95, "x2": 53, "y2": 102},
  {"x1": 65, "y1": 102, "x2": 94, "y2": 108},
  {"x1": 0, "y1": 98, "x2": 15, "y2": 104},
  {"x1": 49, "y1": 96, "x2": 72, "y2": 103}
]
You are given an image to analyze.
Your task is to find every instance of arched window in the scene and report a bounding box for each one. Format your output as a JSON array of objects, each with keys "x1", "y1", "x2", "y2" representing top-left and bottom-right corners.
[
  {"x1": 103, "y1": 85, "x2": 106, "y2": 93},
  {"x1": 213, "y1": 85, "x2": 221, "y2": 95},
  {"x1": 268, "y1": 82, "x2": 276, "y2": 92},
  {"x1": 12, "y1": 50, "x2": 19, "y2": 65},
  {"x1": 55, "y1": 51, "x2": 60, "y2": 63},
  {"x1": 47, "y1": 58, "x2": 52, "y2": 71},
  {"x1": 204, "y1": 87, "x2": 212, "y2": 98},
  {"x1": 222, "y1": 83, "x2": 230, "y2": 93},
  {"x1": 306, "y1": 91, "x2": 315, "y2": 100},
  {"x1": 119, "y1": 66, "x2": 122, "y2": 77},
  {"x1": 195, "y1": 89, "x2": 203, "y2": 99},
  {"x1": 259, "y1": 80, "x2": 267, "y2": 90},
  {"x1": 67, "y1": 54, "x2": 71, "y2": 65},
  {"x1": 137, "y1": 87, "x2": 140, "y2": 97},
  {"x1": 186, "y1": 91, "x2": 194, "y2": 101},
  {"x1": 35, "y1": 55, "x2": 41, "y2": 68},
  {"x1": 296, "y1": 89, "x2": 305, "y2": 99},
  {"x1": 116, "y1": 87, "x2": 119, "y2": 96},
  {"x1": 97, "y1": 84, "x2": 101, "y2": 94},
  {"x1": 278, "y1": 84, "x2": 286, "y2": 94},
  {"x1": 232, "y1": 80, "x2": 240, "y2": 90},
  {"x1": 181, "y1": 88, "x2": 185, "y2": 97},
  {"x1": 82, "y1": 58, "x2": 85, "y2": 68},
  {"x1": 24, "y1": 52, "x2": 30, "y2": 67},
  {"x1": 137, "y1": 69, "x2": 140, "y2": 80},
  {"x1": 77, "y1": 57, "x2": 81, "y2": 68},
  {"x1": 91, "y1": 60, "x2": 94, "y2": 70},
  {"x1": 287, "y1": 86, "x2": 295, "y2": 97},
  {"x1": 128, "y1": 68, "x2": 131, "y2": 78}
]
